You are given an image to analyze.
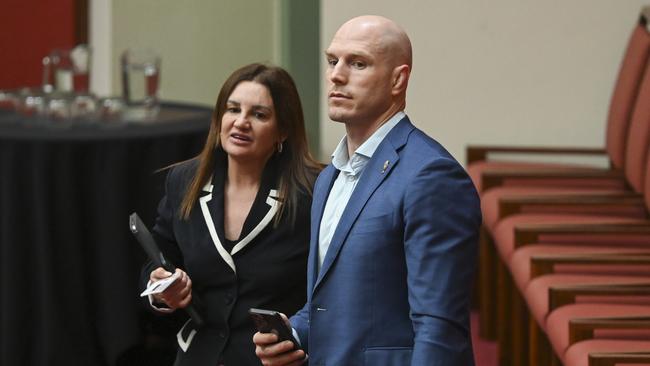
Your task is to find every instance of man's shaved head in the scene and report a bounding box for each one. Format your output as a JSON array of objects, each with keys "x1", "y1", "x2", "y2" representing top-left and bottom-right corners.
[
  {"x1": 325, "y1": 15, "x2": 412, "y2": 147},
  {"x1": 334, "y1": 15, "x2": 412, "y2": 69}
]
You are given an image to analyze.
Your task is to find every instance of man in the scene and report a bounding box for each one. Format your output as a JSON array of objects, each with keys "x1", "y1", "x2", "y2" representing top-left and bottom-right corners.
[{"x1": 254, "y1": 15, "x2": 481, "y2": 365}]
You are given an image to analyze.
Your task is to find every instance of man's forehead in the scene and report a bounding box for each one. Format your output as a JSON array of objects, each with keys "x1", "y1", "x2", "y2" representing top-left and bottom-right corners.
[{"x1": 326, "y1": 35, "x2": 384, "y2": 58}]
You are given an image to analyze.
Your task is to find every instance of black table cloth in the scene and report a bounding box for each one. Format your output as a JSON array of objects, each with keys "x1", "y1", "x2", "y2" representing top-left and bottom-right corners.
[{"x1": 0, "y1": 103, "x2": 212, "y2": 366}]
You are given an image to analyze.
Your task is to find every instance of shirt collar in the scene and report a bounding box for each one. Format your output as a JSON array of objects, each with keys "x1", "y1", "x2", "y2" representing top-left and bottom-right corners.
[{"x1": 331, "y1": 111, "x2": 406, "y2": 175}]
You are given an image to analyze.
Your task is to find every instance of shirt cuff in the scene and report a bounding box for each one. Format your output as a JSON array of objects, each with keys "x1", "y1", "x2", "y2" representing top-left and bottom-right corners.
[{"x1": 292, "y1": 327, "x2": 301, "y2": 346}]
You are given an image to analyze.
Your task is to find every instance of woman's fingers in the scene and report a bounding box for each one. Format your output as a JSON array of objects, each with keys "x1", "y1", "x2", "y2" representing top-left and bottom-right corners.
[{"x1": 152, "y1": 268, "x2": 193, "y2": 309}]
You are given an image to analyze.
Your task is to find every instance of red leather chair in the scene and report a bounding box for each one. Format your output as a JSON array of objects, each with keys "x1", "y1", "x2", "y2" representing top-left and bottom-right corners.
[
  {"x1": 488, "y1": 52, "x2": 650, "y2": 365},
  {"x1": 472, "y1": 9, "x2": 650, "y2": 343}
]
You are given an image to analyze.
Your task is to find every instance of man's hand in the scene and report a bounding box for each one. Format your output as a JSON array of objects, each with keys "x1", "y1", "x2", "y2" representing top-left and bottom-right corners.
[
  {"x1": 149, "y1": 267, "x2": 192, "y2": 309},
  {"x1": 253, "y1": 313, "x2": 307, "y2": 366}
]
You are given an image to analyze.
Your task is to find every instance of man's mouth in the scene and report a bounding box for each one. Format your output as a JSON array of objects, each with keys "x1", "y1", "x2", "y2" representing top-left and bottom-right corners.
[{"x1": 329, "y1": 91, "x2": 350, "y2": 99}]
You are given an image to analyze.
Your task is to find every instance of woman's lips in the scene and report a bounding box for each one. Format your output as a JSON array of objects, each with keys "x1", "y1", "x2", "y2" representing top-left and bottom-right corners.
[{"x1": 230, "y1": 133, "x2": 252, "y2": 143}]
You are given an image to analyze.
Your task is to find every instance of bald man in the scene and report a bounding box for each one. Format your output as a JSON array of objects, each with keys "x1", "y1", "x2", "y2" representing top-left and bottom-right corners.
[{"x1": 254, "y1": 15, "x2": 481, "y2": 365}]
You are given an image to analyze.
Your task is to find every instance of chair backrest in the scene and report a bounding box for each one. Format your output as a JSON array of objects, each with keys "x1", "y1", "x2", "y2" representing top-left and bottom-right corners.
[
  {"x1": 624, "y1": 57, "x2": 650, "y2": 193},
  {"x1": 605, "y1": 10, "x2": 650, "y2": 169},
  {"x1": 645, "y1": 141, "x2": 650, "y2": 212}
]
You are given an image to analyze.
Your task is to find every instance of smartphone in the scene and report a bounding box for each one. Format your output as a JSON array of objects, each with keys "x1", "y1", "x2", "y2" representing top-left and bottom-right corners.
[{"x1": 249, "y1": 308, "x2": 301, "y2": 350}]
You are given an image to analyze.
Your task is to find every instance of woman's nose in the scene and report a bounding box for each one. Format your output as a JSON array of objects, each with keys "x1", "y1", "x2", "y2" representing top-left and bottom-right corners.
[{"x1": 233, "y1": 113, "x2": 250, "y2": 128}]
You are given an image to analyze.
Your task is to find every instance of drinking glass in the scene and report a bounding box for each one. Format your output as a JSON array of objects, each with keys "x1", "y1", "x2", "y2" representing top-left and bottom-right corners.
[
  {"x1": 42, "y1": 44, "x2": 92, "y2": 93},
  {"x1": 18, "y1": 88, "x2": 47, "y2": 117},
  {"x1": 121, "y1": 48, "x2": 161, "y2": 120},
  {"x1": 45, "y1": 93, "x2": 72, "y2": 121},
  {"x1": 97, "y1": 97, "x2": 126, "y2": 122},
  {"x1": 0, "y1": 90, "x2": 20, "y2": 112},
  {"x1": 71, "y1": 93, "x2": 97, "y2": 119}
]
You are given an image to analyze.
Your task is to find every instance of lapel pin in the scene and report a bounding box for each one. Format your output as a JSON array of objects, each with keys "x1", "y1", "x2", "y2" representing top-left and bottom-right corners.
[{"x1": 381, "y1": 160, "x2": 390, "y2": 174}]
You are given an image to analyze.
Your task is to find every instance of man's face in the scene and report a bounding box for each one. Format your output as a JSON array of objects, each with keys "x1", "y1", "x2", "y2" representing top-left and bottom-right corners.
[{"x1": 325, "y1": 26, "x2": 394, "y2": 126}]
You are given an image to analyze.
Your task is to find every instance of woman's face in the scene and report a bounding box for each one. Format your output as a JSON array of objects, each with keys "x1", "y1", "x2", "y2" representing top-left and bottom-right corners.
[{"x1": 220, "y1": 81, "x2": 280, "y2": 164}]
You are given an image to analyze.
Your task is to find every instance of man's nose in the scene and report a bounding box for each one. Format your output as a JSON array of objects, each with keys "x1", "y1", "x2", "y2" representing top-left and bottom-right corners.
[{"x1": 329, "y1": 63, "x2": 347, "y2": 84}]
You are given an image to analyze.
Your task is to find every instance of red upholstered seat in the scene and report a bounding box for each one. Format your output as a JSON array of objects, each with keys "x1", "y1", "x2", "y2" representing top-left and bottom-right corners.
[
  {"x1": 468, "y1": 161, "x2": 603, "y2": 193},
  {"x1": 563, "y1": 339, "x2": 650, "y2": 366},
  {"x1": 473, "y1": 14, "x2": 650, "y2": 345},
  {"x1": 508, "y1": 244, "x2": 650, "y2": 292},
  {"x1": 482, "y1": 58, "x2": 650, "y2": 232},
  {"x1": 481, "y1": 186, "x2": 633, "y2": 233},
  {"x1": 546, "y1": 304, "x2": 650, "y2": 359},
  {"x1": 467, "y1": 21, "x2": 650, "y2": 195},
  {"x1": 524, "y1": 274, "x2": 650, "y2": 327},
  {"x1": 492, "y1": 214, "x2": 648, "y2": 261}
]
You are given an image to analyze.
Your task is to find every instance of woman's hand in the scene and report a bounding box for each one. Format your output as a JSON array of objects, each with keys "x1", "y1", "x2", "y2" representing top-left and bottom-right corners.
[{"x1": 149, "y1": 267, "x2": 193, "y2": 309}]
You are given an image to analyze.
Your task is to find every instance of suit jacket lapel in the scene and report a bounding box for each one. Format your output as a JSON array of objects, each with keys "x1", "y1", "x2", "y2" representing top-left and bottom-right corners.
[
  {"x1": 313, "y1": 117, "x2": 414, "y2": 292},
  {"x1": 308, "y1": 165, "x2": 339, "y2": 294},
  {"x1": 198, "y1": 151, "x2": 281, "y2": 273},
  {"x1": 199, "y1": 179, "x2": 236, "y2": 272}
]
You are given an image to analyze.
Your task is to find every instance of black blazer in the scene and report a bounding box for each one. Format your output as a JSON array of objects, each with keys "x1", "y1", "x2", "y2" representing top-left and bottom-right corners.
[{"x1": 141, "y1": 151, "x2": 310, "y2": 366}]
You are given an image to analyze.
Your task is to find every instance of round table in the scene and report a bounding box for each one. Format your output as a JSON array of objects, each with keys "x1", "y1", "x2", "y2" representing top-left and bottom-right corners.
[{"x1": 0, "y1": 103, "x2": 212, "y2": 365}]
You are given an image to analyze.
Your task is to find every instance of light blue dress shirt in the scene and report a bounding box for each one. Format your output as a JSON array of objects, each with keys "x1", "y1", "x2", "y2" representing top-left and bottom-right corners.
[{"x1": 318, "y1": 111, "x2": 406, "y2": 269}]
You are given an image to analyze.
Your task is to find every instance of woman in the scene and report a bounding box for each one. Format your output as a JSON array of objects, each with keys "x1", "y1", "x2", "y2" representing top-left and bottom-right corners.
[{"x1": 141, "y1": 63, "x2": 321, "y2": 365}]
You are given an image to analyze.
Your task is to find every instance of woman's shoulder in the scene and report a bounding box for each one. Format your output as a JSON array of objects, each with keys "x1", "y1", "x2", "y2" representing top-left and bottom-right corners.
[{"x1": 166, "y1": 158, "x2": 200, "y2": 187}]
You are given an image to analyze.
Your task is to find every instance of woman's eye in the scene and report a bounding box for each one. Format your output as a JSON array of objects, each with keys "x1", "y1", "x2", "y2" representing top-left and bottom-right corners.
[
  {"x1": 226, "y1": 107, "x2": 240, "y2": 113},
  {"x1": 254, "y1": 112, "x2": 268, "y2": 119}
]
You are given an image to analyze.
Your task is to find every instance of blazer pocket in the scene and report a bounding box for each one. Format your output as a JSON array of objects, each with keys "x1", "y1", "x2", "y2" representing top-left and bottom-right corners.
[
  {"x1": 352, "y1": 213, "x2": 393, "y2": 234},
  {"x1": 364, "y1": 346, "x2": 413, "y2": 365}
]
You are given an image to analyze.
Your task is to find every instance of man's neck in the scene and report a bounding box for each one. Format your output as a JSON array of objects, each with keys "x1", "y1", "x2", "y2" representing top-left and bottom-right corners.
[{"x1": 345, "y1": 106, "x2": 402, "y2": 157}]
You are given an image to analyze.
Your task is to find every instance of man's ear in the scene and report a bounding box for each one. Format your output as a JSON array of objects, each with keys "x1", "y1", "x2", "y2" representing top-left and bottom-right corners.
[{"x1": 391, "y1": 64, "x2": 410, "y2": 96}]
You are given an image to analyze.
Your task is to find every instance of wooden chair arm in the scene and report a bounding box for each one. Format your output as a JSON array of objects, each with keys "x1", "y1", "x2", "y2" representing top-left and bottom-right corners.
[
  {"x1": 589, "y1": 352, "x2": 650, "y2": 366},
  {"x1": 549, "y1": 282, "x2": 650, "y2": 311},
  {"x1": 569, "y1": 316, "x2": 650, "y2": 346},
  {"x1": 466, "y1": 145, "x2": 607, "y2": 165},
  {"x1": 531, "y1": 253, "x2": 650, "y2": 279},
  {"x1": 481, "y1": 169, "x2": 623, "y2": 191},
  {"x1": 498, "y1": 192, "x2": 644, "y2": 221},
  {"x1": 513, "y1": 222, "x2": 650, "y2": 249}
]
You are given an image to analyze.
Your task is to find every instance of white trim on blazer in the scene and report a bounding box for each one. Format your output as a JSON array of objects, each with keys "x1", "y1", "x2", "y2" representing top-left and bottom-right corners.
[{"x1": 199, "y1": 179, "x2": 280, "y2": 273}]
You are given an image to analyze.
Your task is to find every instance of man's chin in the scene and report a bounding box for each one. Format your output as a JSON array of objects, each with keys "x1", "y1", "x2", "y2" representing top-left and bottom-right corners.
[{"x1": 327, "y1": 110, "x2": 349, "y2": 123}]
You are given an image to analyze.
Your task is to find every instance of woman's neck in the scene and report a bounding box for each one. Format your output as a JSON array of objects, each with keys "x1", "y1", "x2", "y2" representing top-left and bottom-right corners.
[{"x1": 226, "y1": 157, "x2": 266, "y2": 189}]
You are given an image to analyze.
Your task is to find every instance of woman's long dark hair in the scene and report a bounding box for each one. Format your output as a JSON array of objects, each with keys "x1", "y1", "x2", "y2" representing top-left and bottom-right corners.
[{"x1": 180, "y1": 63, "x2": 322, "y2": 226}]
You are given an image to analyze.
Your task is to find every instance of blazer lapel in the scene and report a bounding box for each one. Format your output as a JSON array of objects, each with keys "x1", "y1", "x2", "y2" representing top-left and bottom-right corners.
[
  {"x1": 313, "y1": 117, "x2": 414, "y2": 292},
  {"x1": 231, "y1": 189, "x2": 280, "y2": 255},
  {"x1": 199, "y1": 178, "x2": 236, "y2": 272},
  {"x1": 307, "y1": 165, "x2": 339, "y2": 293},
  {"x1": 198, "y1": 152, "x2": 282, "y2": 273}
]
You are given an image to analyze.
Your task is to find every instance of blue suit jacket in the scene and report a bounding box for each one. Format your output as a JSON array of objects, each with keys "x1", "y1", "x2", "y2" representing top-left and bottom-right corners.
[{"x1": 290, "y1": 117, "x2": 481, "y2": 366}]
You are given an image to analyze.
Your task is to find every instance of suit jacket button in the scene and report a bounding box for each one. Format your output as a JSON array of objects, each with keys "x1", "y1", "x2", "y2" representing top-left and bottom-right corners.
[
  {"x1": 224, "y1": 293, "x2": 234, "y2": 305},
  {"x1": 218, "y1": 331, "x2": 226, "y2": 339}
]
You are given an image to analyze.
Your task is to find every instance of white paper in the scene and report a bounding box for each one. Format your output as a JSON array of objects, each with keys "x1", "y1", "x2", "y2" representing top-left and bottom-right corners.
[{"x1": 140, "y1": 272, "x2": 180, "y2": 297}]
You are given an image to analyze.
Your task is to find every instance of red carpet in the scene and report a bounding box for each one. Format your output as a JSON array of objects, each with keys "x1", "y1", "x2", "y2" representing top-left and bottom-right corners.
[{"x1": 472, "y1": 311, "x2": 498, "y2": 366}]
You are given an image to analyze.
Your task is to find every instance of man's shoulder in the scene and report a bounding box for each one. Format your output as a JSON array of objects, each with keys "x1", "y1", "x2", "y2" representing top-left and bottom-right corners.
[{"x1": 402, "y1": 125, "x2": 457, "y2": 164}]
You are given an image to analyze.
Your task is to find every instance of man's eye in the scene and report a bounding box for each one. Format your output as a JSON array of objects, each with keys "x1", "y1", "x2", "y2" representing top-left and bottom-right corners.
[
  {"x1": 327, "y1": 59, "x2": 338, "y2": 66},
  {"x1": 351, "y1": 61, "x2": 366, "y2": 69}
]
